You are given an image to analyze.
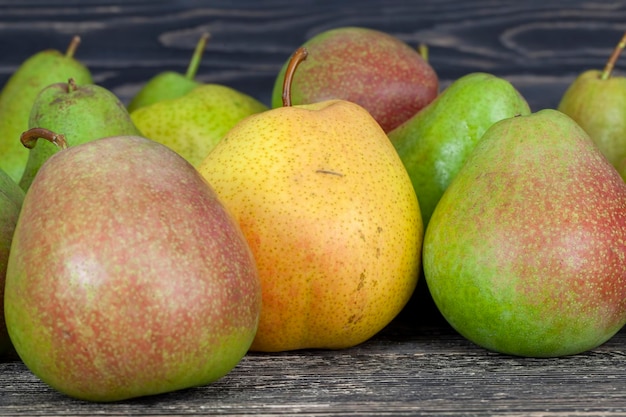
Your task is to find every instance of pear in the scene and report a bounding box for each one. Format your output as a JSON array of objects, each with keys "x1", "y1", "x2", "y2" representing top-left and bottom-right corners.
[
  {"x1": 0, "y1": 36, "x2": 92, "y2": 182},
  {"x1": 198, "y1": 47, "x2": 422, "y2": 352},
  {"x1": 271, "y1": 26, "x2": 438, "y2": 133},
  {"x1": 558, "y1": 31, "x2": 626, "y2": 170},
  {"x1": 127, "y1": 33, "x2": 210, "y2": 113},
  {"x1": 423, "y1": 109, "x2": 626, "y2": 357},
  {"x1": 0, "y1": 170, "x2": 25, "y2": 356},
  {"x1": 388, "y1": 72, "x2": 531, "y2": 227},
  {"x1": 19, "y1": 79, "x2": 142, "y2": 191},
  {"x1": 130, "y1": 84, "x2": 268, "y2": 166},
  {"x1": 4, "y1": 130, "x2": 261, "y2": 401}
]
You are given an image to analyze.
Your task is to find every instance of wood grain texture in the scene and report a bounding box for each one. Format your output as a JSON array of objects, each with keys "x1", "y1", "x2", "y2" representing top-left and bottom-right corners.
[{"x1": 2, "y1": 1, "x2": 626, "y2": 415}]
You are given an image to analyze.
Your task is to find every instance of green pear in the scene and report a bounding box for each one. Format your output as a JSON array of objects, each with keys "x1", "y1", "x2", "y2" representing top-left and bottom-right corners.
[
  {"x1": 388, "y1": 72, "x2": 531, "y2": 227},
  {"x1": 127, "y1": 33, "x2": 210, "y2": 113},
  {"x1": 0, "y1": 170, "x2": 25, "y2": 356},
  {"x1": 198, "y1": 47, "x2": 422, "y2": 352},
  {"x1": 558, "y1": 31, "x2": 626, "y2": 170},
  {"x1": 19, "y1": 79, "x2": 142, "y2": 191},
  {"x1": 271, "y1": 26, "x2": 438, "y2": 133},
  {"x1": 423, "y1": 109, "x2": 626, "y2": 358},
  {"x1": 4, "y1": 131, "x2": 261, "y2": 401},
  {"x1": 130, "y1": 84, "x2": 268, "y2": 166},
  {"x1": 0, "y1": 36, "x2": 92, "y2": 183}
]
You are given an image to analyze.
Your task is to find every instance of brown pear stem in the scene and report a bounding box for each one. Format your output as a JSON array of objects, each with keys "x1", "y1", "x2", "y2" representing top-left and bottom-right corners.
[
  {"x1": 185, "y1": 32, "x2": 210, "y2": 80},
  {"x1": 282, "y1": 47, "x2": 308, "y2": 107},
  {"x1": 67, "y1": 77, "x2": 78, "y2": 93},
  {"x1": 601, "y1": 31, "x2": 626, "y2": 80},
  {"x1": 65, "y1": 35, "x2": 81, "y2": 59},
  {"x1": 21, "y1": 128, "x2": 68, "y2": 150},
  {"x1": 418, "y1": 43, "x2": 429, "y2": 62}
]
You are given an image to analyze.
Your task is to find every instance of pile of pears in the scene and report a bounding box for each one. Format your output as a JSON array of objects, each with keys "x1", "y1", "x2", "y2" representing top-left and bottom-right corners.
[{"x1": 1, "y1": 26, "x2": 626, "y2": 403}]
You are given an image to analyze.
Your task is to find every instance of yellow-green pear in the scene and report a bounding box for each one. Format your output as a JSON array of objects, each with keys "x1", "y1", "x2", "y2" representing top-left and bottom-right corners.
[
  {"x1": 0, "y1": 36, "x2": 92, "y2": 182},
  {"x1": 130, "y1": 84, "x2": 268, "y2": 166},
  {"x1": 198, "y1": 47, "x2": 422, "y2": 352}
]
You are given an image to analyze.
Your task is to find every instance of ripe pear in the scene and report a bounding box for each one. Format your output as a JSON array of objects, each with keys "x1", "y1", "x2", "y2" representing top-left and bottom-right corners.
[
  {"x1": 4, "y1": 132, "x2": 261, "y2": 401},
  {"x1": 19, "y1": 79, "x2": 142, "y2": 191},
  {"x1": 0, "y1": 170, "x2": 25, "y2": 356},
  {"x1": 198, "y1": 48, "x2": 422, "y2": 352},
  {"x1": 558, "y1": 31, "x2": 626, "y2": 169},
  {"x1": 271, "y1": 27, "x2": 438, "y2": 133},
  {"x1": 127, "y1": 33, "x2": 210, "y2": 112},
  {"x1": 0, "y1": 36, "x2": 92, "y2": 182},
  {"x1": 423, "y1": 109, "x2": 626, "y2": 357},
  {"x1": 130, "y1": 84, "x2": 268, "y2": 166},
  {"x1": 388, "y1": 72, "x2": 531, "y2": 227}
]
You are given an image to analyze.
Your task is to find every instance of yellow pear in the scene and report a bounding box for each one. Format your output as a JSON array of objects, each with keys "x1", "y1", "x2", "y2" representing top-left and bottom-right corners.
[
  {"x1": 197, "y1": 48, "x2": 422, "y2": 352},
  {"x1": 130, "y1": 84, "x2": 268, "y2": 166}
]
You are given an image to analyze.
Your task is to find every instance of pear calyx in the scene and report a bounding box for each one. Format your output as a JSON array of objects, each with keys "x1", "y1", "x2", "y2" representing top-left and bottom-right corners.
[
  {"x1": 282, "y1": 47, "x2": 308, "y2": 107},
  {"x1": 21, "y1": 128, "x2": 68, "y2": 150},
  {"x1": 601, "y1": 31, "x2": 626, "y2": 80}
]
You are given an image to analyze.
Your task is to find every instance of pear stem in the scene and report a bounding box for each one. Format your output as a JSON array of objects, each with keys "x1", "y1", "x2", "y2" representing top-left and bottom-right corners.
[
  {"x1": 21, "y1": 128, "x2": 68, "y2": 150},
  {"x1": 601, "y1": 31, "x2": 626, "y2": 80},
  {"x1": 67, "y1": 77, "x2": 78, "y2": 93},
  {"x1": 65, "y1": 35, "x2": 81, "y2": 59},
  {"x1": 418, "y1": 43, "x2": 429, "y2": 62},
  {"x1": 185, "y1": 32, "x2": 210, "y2": 80},
  {"x1": 282, "y1": 47, "x2": 308, "y2": 107}
]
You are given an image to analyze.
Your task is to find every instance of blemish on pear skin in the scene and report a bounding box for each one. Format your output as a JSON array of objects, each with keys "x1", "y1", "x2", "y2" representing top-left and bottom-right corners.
[{"x1": 315, "y1": 169, "x2": 343, "y2": 177}]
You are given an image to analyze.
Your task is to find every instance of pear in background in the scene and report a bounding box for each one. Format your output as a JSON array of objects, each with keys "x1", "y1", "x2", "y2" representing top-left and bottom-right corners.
[
  {"x1": 0, "y1": 169, "x2": 25, "y2": 356},
  {"x1": 19, "y1": 79, "x2": 142, "y2": 191},
  {"x1": 271, "y1": 27, "x2": 438, "y2": 133},
  {"x1": 198, "y1": 48, "x2": 422, "y2": 352},
  {"x1": 0, "y1": 36, "x2": 92, "y2": 183},
  {"x1": 558, "y1": 31, "x2": 626, "y2": 170},
  {"x1": 5, "y1": 132, "x2": 261, "y2": 401},
  {"x1": 388, "y1": 72, "x2": 531, "y2": 227},
  {"x1": 130, "y1": 84, "x2": 268, "y2": 166},
  {"x1": 127, "y1": 33, "x2": 210, "y2": 113},
  {"x1": 423, "y1": 109, "x2": 626, "y2": 357}
]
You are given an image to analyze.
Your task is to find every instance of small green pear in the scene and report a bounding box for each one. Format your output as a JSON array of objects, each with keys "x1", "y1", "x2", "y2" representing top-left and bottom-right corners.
[
  {"x1": 424, "y1": 109, "x2": 626, "y2": 357},
  {"x1": 388, "y1": 72, "x2": 531, "y2": 227},
  {"x1": 558, "y1": 31, "x2": 626, "y2": 169},
  {"x1": 19, "y1": 79, "x2": 142, "y2": 191},
  {"x1": 0, "y1": 36, "x2": 92, "y2": 182},
  {"x1": 198, "y1": 47, "x2": 422, "y2": 352},
  {"x1": 130, "y1": 84, "x2": 268, "y2": 166},
  {"x1": 0, "y1": 169, "x2": 25, "y2": 356},
  {"x1": 127, "y1": 33, "x2": 210, "y2": 113}
]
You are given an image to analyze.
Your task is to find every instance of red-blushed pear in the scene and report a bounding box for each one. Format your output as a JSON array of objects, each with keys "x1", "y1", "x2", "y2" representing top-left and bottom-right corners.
[
  {"x1": 4, "y1": 131, "x2": 261, "y2": 402},
  {"x1": 423, "y1": 109, "x2": 626, "y2": 357},
  {"x1": 271, "y1": 27, "x2": 438, "y2": 133},
  {"x1": 198, "y1": 47, "x2": 423, "y2": 352},
  {"x1": 558, "y1": 31, "x2": 626, "y2": 170},
  {"x1": 0, "y1": 169, "x2": 25, "y2": 357}
]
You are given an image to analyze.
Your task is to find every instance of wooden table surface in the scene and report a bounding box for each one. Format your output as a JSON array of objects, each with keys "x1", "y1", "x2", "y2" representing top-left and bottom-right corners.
[{"x1": 2, "y1": 1, "x2": 626, "y2": 415}]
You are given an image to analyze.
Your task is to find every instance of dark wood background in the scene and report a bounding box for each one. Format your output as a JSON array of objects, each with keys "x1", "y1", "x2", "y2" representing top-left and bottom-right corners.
[{"x1": 2, "y1": 1, "x2": 626, "y2": 416}]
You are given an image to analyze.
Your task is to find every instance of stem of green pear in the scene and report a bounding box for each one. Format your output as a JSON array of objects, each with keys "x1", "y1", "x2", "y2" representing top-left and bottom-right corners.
[
  {"x1": 67, "y1": 78, "x2": 78, "y2": 93},
  {"x1": 601, "y1": 31, "x2": 626, "y2": 80},
  {"x1": 65, "y1": 35, "x2": 81, "y2": 59},
  {"x1": 21, "y1": 128, "x2": 68, "y2": 150},
  {"x1": 282, "y1": 47, "x2": 308, "y2": 107},
  {"x1": 185, "y1": 32, "x2": 210, "y2": 80},
  {"x1": 418, "y1": 43, "x2": 429, "y2": 62}
]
